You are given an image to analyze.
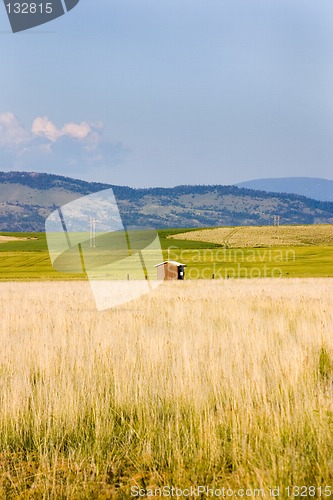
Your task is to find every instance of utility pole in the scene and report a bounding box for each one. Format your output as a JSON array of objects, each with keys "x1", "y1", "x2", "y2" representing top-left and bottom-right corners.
[
  {"x1": 273, "y1": 215, "x2": 280, "y2": 241},
  {"x1": 89, "y1": 217, "x2": 96, "y2": 248}
]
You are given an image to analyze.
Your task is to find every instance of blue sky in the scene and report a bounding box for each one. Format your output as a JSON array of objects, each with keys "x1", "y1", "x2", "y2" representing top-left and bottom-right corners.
[{"x1": 0, "y1": 0, "x2": 332, "y2": 187}]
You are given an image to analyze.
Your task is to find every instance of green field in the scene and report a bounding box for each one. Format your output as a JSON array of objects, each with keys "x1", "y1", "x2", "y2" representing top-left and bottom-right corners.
[
  {"x1": 0, "y1": 227, "x2": 332, "y2": 280},
  {"x1": 0, "y1": 233, "x2": 84, "y2": 281}
]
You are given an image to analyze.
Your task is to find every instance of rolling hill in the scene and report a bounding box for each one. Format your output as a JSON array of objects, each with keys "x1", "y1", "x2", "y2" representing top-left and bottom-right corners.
[{"x1": 0, "y1": 171, "x2": 332, "y2": 231}]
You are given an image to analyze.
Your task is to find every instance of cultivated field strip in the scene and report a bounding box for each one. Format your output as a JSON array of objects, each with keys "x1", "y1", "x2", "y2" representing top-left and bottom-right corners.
[{"x1": 170, "y1": 224, "x2": 333, "y2": 247}]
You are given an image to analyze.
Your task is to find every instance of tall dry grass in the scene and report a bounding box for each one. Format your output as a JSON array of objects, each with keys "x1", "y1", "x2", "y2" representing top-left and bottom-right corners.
[{"x1": 0, "y1": 279, "x2": 332, "y2": 498}]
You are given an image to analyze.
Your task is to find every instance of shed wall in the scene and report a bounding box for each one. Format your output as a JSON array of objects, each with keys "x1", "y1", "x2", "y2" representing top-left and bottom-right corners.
[{"x1": 157, "y1": 263, "x2": 179, "y2": 280}]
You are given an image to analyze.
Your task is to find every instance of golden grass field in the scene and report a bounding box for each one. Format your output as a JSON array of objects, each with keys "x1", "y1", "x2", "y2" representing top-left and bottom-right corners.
[
  {"x1": 170, "y1": 224, "x2": 333, "y2": 247},
  {"x1": 0, "y1": 279, "x2": 333, "y2": 498}
]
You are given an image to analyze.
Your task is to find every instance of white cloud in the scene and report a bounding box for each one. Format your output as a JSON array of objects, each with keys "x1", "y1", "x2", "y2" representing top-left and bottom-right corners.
[
  {"x1": 32, "y1": 116, "x2": 61, "y2": 142},
  {"x1": 0, "y1": 112, "x2": 127, "y2": 175},
  {"x1": 0, "y1": 112, "x2": 31, "y2": 148},
  {"x1": 61, "y1": 121, "x2": 91, "y2": 140},
  {"x1": 32, "y1": 116, "x2": 93, "y2": 142}
]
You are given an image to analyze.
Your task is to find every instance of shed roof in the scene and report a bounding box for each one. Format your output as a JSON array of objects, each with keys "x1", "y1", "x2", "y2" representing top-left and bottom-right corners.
[{"x1": 154, "y1": 260, "x2": 187, "y2": 267}]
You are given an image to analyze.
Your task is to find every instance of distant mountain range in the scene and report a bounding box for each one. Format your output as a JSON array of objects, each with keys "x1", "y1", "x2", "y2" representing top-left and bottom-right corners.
[
  {"x1": 236, "y1": 177, "x2": 333, "y2": 202},
  {"x1": 0, "y1": 171, "x2": 332, "y2": 232}
]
